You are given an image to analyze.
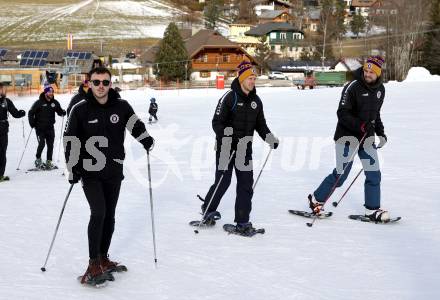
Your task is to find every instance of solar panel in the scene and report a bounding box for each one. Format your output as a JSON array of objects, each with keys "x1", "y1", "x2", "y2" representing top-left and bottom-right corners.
[
  {"x1": 42, "y1": 52, "x2": 48, "y2": 58},
  {"x1": 22, "y1": 50, "x2": 30, "y2": 58},
  {"x1": 20, "y1": 59, "x2": 27, "y2": 66},
  {"x1": 32, "y1": 59, "x2": 39, "y2": 66},
  {"x1": 26, "y1": 59, "x2": 33, "y2": 66},
  {"x1": 39, "y1": 60, "x2": 46, "y2": 66},
  {"x1": 0, "y1": 49, "x2": 7, "y2": 57},
  {"x1": 85, "y1": 53, "x2": 92, "y2": 59},
  {"x1": 79, "y1": 53, "x2": 85, "y2": 59},
  {"x1": 36, "y1": 51, "x2": 43, "y2": 58},
  {"x1": 30, "y1": 51, "x2": 37, "y2": 58}
]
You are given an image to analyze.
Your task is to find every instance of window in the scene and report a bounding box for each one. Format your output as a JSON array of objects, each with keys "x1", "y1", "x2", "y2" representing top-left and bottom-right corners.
[
  {"x1": 280, "y1": 32, "x2": 287, "y2": 40},
  {"x1": 223, "y1": 54, "x2": 230, "y2": 63},
  {"x1": 200, "y1": 71, "x2": 210, "y2": 78},
  {"x1": 271, "y1": 45, "x2": 275, "y2": 51},
  {"x1": 14, "y1": 74, "x2": 32, "y2": 87},
  {"x1": 203, "y1": 55, "x2": 208, "y2": 63},
  {"x1": 270, "y1": 32, "x2": 277, "y2": 39}
]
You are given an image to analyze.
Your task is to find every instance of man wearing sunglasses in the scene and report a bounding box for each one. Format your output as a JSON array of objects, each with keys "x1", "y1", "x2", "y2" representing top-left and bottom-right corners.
[{"x1": 64, "y1": 67, "x2": 154, "y2": 286}]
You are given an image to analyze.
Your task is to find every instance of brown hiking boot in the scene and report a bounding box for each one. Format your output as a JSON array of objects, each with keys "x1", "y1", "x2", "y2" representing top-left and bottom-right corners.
[
  {"x1": 99, "y1": 254, "x2": 127, "y2": 273},
  {"x1": 80, "y1": 258, "x2": 107, "y2": 285},
  {"x1": 308, "y1": 194, "x2": 324, "y2": 214}
]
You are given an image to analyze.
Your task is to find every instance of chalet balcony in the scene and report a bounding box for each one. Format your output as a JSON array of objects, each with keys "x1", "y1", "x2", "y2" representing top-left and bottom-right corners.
[{"x1": 191, "y1": 59, "x2": 244, "y2": 71}]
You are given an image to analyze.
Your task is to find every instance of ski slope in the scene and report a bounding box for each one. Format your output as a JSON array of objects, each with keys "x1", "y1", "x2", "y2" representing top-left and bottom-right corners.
[{"x1": 1, "y1": 79, "x2": 439, "y2": 299}]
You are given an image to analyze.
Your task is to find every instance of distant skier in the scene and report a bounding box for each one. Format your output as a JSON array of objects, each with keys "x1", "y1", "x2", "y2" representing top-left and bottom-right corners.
[
  {"x1": 28, "y1": 85, "x2": 66, "y2": 169},
  {"x1": 307, "y1": 56, "x2": 390, "y2": 222},
  {"x1": 0, "y1": 82, "x2": 26, "y2": 182},
  {"x1": 148, "y1": 97, "x2": 158, "y2": 123},
  {"x1": 198, "y1": 61, "x2": 279, "y2": 235},
  {"x1": 64, "y1": 67, "x2": 154, "y2": 286}
]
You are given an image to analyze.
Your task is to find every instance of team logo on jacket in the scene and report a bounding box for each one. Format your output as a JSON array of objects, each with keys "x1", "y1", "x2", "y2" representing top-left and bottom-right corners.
[
  {"x1": 251, "y1": 101, "x2": 257, "y2": 109},
  {"x1": 110, "y1": 114, "x2": 119, "y2": 124},
  {"x1": 51, "y1": 103, "x2": 55, "y2": 108},
  {"x1": 377, "y1": 91, "x2": 382, "y2": 99},
  {"x1": 1, "y1": 102, "x2": 5, "y2": 108}
]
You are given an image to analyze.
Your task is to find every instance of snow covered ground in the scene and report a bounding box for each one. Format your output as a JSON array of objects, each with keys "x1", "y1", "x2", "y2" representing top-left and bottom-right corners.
[
  {"x1": 1, "y1": 78, "x2": 439, "y2": 299},
  {"x1": 0, "y1": 0, "x2": 188, "y2": 42}
]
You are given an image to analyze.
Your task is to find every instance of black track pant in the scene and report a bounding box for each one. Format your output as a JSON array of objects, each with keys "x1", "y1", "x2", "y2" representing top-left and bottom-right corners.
[
  {"x1": 203, "y1": 149, "x2": 254, "y2": 223},
  {"x1": 0, "y1": 134, "x2": 7, "y2": 177},
  {"x1": 82, "y1": 178, "x2": 122, "y2": 260},
  {"x1": 35, "y1": 127, "x2": 55, "y2": 161}
]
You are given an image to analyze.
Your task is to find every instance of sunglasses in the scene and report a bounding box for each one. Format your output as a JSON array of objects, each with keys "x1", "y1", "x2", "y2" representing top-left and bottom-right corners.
[{"x1": 91, "y1": 79, "x2": 110, "y2": 87}]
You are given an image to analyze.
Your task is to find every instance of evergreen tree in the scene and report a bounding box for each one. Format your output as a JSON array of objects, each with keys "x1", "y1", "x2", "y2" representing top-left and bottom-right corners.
[
  {"x1": 351, "y1": 14, "x2": 366, "y2": 38},
  {"x1": 205, "y1": 0, "x2": 222, "y2": 29},
  {"x1": 254, "y1": 36, "x2": 271, "y2": 73},
  {"x1": 423, "y1": 0, "x2": 440, "y2": 75},
  {"x1": 154, "y1": 22, "x2": 189, "y2": 82}
]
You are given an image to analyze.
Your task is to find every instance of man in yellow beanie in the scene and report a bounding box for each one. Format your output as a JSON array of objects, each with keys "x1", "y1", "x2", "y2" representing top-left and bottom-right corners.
[
  {"x1": 307, "y1": 55, "x2": 392, "y2": 223},
  {"x1": 194, "y1": 60, "x2": 279, "y2": 236}
]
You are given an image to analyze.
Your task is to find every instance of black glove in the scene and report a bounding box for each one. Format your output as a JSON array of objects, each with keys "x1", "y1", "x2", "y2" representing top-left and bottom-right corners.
[
  {"x1": 143, "y1": 136, "x2": 154, "y2": 152},
  {"x1": 18, "y1": 110, "x2": 26, "y2": 117},
  {"x1": 68, "y1": 168, "x2": 81, "y2": 184},
  {"x1": 265, "y1": 133, "x2": 279, "y2": 150},
  {"x1": 377, "y1": 135, "x2": 387, "y2": 148}
]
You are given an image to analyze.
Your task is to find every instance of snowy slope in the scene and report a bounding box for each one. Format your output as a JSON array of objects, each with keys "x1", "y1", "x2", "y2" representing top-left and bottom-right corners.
[
  {"x1": 1, "y1": 81, "x2": 439, "y2": 299},
  {"x1": 0, "y1": 0, "x2": 189, "y2": 42}
]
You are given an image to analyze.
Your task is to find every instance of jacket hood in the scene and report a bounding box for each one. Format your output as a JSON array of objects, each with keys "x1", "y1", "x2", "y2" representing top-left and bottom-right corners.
[{"x1": 231, "y1": 77, "x2": 256, "y2": 100}]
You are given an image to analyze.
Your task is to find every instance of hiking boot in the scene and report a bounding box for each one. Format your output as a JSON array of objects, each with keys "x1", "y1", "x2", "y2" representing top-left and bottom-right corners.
[
  {"x1": 80, "y1": 258, "x2": 108, "y2": 285},
  {"x1": 35, "y1": 158, "x2": 43, "y2": 168},
  {"x1": 365, "y1": 208, "x2": 390, "y2": 222},
  {"x1": 308, "y1": 194, "x2": 324, "y2": 214}
]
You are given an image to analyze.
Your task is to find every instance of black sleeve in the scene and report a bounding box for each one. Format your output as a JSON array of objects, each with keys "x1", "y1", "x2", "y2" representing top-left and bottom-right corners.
[
  {"x1": 28, "y1": 100, "x2": 39, "y2": 127},
  {"x1": 54, "y1": 100, "x2": 65, "y2": 116},
  {"x1": 124, "y1": 101, "x2": 151, "y2": 148},
  {"x1": 6, "y1": 98, "x2": 24, "y2": 118},
  {"x1": 336, "y1": 83, "x2": 362, "y2": 134},
  {"x1": 66, "y1": 97, "x2": 77, "y2": 116},
  {"x1": 375, "y1": 90, "x2": 385, "y2": 136},
  {"x1": 212, "y1": 91, "x2": 233, "y2": 138},
  {"x1": 63, "y1": 106, "x2": 81, "y2": 173},
  {"x1": 255, "y1": 97, "x2": 271, "y2": 140}
]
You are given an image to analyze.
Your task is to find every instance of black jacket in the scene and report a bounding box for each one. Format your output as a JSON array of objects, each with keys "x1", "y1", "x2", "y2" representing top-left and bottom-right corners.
[
  {"x1": 67, "y1": 85, "x2": 88, "y2": 116},
  {"x1": 334, "y1": 68, "x2": 385, "y2": 144},
  {"x1": 0, "y1": 96, "x2": 25, "y2": 135},
  {"x1": 64, "y1": 89, "x2": 151, "y2": 180},
  {"x1": 212, "y1": 78, "x2": 271, "y2": 148},
  {"x1": 28, "y1": 93, "x2": 65, "y2": 130},
  {"x1": 149, "y1": 103, "x2": 158, "y2": 115}
]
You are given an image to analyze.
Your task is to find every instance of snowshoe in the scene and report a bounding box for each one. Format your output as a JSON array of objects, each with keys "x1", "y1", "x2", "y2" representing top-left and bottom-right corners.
[
  {"x1": 223, "y1": 223, "x2": 265, "y2": 237},
  {"x1": 189, "y1": 211, "x2": 221, "y2": 227},
  {"x1": 0, "y1": 175, "x2": 10, "y2": 182},
  {"x1": 288, "y1": 209, "x2": 332, "y2": 219}
]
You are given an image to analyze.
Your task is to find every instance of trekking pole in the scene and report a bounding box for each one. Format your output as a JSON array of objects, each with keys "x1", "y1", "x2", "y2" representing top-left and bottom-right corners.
[
  {"x1": 307, "y1": 132, "x2": 368, "y2": 228},
  {"x1": 41, "y1": 183, "x2": 75, "y2": 272},
  {"x1": 16, "y1": 128, "x2": 33, "y2": 170},
  {"x1": 22, "y1": 119, "x2": 25, "y2": 146},
  {"x1": 146, "y1": 151, "x2": 158, "y2": 265},
  {"x1": 252, "y1": 148, "x2": 272, "y2": 191},
  {"x1": 57, "y1": 115, "x2": 65, "y2": 162},
  {"x1": 332, "y1": 168, "x2": 363, "y2": 207},
  {"x1": 194, "y1": 150, "x2": 236, "y2": 234}
]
